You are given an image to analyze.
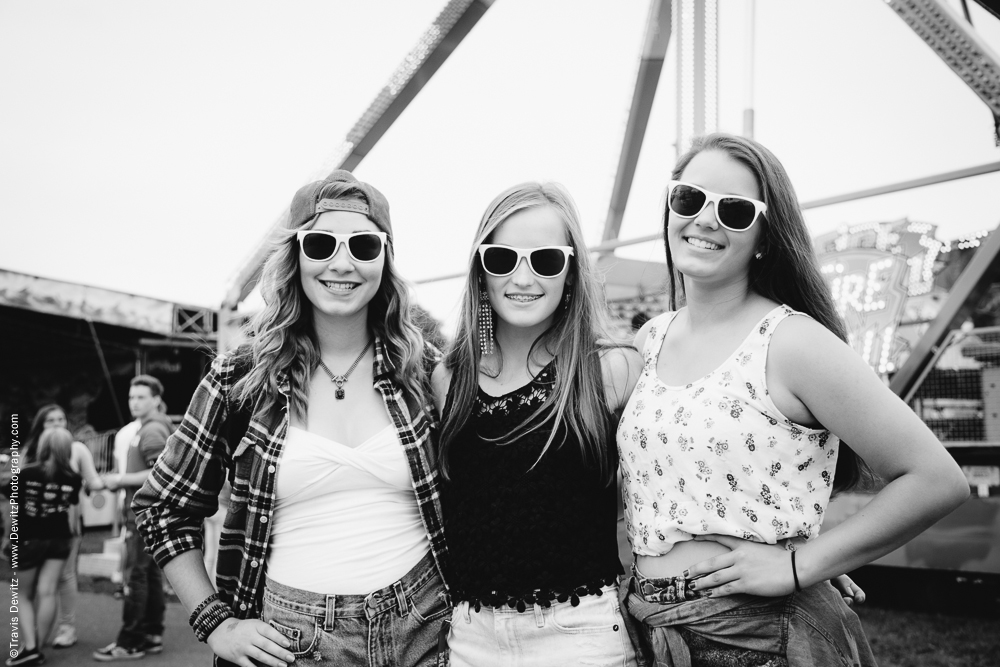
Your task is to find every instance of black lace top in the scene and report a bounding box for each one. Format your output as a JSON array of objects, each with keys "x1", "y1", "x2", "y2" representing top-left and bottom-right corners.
[{"x1": 442, "y1": 362, "x2": 623, "y2": 610}]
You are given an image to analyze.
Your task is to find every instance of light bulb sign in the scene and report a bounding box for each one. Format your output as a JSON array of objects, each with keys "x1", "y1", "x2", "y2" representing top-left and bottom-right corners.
[{"x1": 819, "y1": 249, "x2": 909, "y2": 375}]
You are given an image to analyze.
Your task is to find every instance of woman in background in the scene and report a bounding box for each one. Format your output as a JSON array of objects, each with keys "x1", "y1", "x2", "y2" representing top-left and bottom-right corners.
[
  {"x1": 4, "y1": 428, "x2": 89, "y2": 666},
  {"x1": 19, "y1": 405, "x2": 104, "y2": 651}
]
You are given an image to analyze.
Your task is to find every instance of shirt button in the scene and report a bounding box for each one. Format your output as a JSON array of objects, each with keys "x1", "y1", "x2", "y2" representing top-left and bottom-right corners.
[
  {"x1": 268, "y1": 465, "x2": 275, "y2": 474},
  {"x1": 260, "y1": 515, "x2": 268, "y2": 523},
  {"x1": 240, "y1": 603, "x2": 247, "y2": 611},
  {"x1": 251, "y1": 560, "x2": 258, "y2": 568}
]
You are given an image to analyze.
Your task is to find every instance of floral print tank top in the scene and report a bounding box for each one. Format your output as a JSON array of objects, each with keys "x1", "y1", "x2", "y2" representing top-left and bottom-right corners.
[{"x1": 617, "y1": 305, "x2": 840, "y2": 557}]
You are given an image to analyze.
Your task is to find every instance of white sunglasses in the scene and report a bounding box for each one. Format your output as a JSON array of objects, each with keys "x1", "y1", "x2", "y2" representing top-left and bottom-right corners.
[
  {"x1": 296, "y1": 230, "x2": 388, "y2": 262},
  {"x1": 477, "y1": 244, "x2": 575, "y2": 278},
  {"x1": 666, "y1": 180, "x2": 767, "y2": 232}
]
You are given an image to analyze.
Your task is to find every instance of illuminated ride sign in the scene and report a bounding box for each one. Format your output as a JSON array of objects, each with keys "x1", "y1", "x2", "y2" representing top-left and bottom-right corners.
[{"x1": 820, "y1": 250, "x2": 909, "y2": 375}]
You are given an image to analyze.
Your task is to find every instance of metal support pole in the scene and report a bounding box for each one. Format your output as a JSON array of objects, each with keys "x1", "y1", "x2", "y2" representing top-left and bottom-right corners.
[
  {"x1": 87, "y1": 319, "x2": 125, "y2": 425},
  {"x1": 601, "y1": 0, "x2": 672, "y2": 244}
]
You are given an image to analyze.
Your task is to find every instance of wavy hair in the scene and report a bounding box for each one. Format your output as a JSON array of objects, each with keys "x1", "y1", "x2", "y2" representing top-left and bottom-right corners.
[
  {"x1": 667, "y1": 133, "x2": 876, "y2": 493},
  {"x1": 440, "y1": 182, "x2": 619, "y2": 484},
  {"x1": 24, "y1": 404, "x2": 64, "y2": 463},
  {"x1": 37, "y1": 427, "x2": 78, "y2": 482},
  {"x1": 234, "y1": 181, "x2": 428, "y2": 421}
]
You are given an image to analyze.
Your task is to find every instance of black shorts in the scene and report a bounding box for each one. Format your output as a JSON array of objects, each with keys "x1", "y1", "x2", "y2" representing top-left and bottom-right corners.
[{"x1": 18, "y1": 537, "x2": 72, "y2": 571}]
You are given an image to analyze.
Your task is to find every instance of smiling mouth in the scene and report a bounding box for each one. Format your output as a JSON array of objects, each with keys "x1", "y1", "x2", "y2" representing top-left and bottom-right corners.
[
  {"x1": 684, "y1": 237, "x2": 723, "y2": 251},
  {"x1": 321, "y1": 280, "x2": 359, "y2": 292},
  {"x1": 506, "y1": 294, "x2": 542, "y2": 302}
]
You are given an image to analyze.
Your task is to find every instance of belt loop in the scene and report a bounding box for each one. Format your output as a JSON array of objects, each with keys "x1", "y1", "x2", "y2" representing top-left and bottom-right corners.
[
  {"x1": 324, "y1": 594, "x2": 336, "y2": 631},
  {"x1": 393, "y1": 581, "x2": 408, "y2": 618},
  {"x1": 533, "y1": 603, "x2": 544, "y2": 628}
]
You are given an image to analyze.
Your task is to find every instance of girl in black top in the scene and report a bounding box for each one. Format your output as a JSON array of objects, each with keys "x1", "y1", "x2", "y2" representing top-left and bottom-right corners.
[
  {"x1": 4, "y1": 427, "x2": 82, "y2": 667},
  {"x1": 433, "y1": 182, "x2": 644, "y2": 667}
]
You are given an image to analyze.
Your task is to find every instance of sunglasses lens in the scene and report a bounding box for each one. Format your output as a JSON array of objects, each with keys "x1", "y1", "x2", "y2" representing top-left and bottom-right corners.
[
  {"x1": 529, "y1": 248, "x2": 568, "y2": 277},
  {"x1": 669, "y1": 184, "x2": 707, "y2": 217},
  {"x1": 717, "y1": 198, "x2": 757, "y2": 230},
  {"x1": 301, "y1": 233, "x2": 338, "y2": 261},
  {"x1": 348, "y1": 233, "x2": 384, "y2": 261},
  {"x1": 482, "y1": 247, "x2": 518, "y2": 275}
]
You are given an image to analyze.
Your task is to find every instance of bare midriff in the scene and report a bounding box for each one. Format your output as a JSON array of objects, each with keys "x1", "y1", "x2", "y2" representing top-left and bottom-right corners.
[{"x1": 636, "y1": 536, "x2": 733, "y2": 578}]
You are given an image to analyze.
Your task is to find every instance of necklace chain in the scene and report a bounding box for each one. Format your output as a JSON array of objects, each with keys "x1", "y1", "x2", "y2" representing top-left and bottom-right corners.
[{"x1": 317, "y1": 338, "x2": 374, "y2": 400}]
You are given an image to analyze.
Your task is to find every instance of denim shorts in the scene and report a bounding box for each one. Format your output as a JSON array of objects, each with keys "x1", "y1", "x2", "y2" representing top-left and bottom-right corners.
[
  {"x1": 262, "y1": 551, "x2": 450, "y2": 667},
  {"x1": 447, "y1": 584, "x2": 638, "y2": 667},
  {"x1": 19, "y1": 537, "x2": 72, "y2": 571}
]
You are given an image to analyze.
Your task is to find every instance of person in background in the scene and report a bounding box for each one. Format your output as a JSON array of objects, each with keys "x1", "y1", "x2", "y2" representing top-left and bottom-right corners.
[
  {"x1": 3, "y1": 428, "x2": 91, "y2": 667},
  {"x1": 18, "y1": 405, "x2": 106, "y2": 650},
  {"x1": 94, "y1": 376, "x2": 172, "y2": 662}
]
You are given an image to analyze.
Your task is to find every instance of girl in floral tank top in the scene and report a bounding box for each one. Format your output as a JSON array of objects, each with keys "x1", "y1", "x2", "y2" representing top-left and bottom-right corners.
[
  {"x1": 617, "y1": 134, "x2": 969, "y2": 667},
  {"x1": 620, "y1": 305, "x2": 839, "y2": 555}
]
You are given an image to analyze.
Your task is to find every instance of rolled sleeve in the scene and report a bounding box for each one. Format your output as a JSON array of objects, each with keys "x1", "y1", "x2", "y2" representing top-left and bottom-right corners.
[{"x1": 133, "y1": 355, "x2": 233, "y2": 569}]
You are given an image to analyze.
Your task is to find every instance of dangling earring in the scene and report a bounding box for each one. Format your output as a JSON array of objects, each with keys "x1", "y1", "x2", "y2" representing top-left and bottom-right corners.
[
  {"x1": 755, "y1": 251, "x2": 764, "y2": 260},
  {"x1": 564, "y1": 290, "x2": 571, "y2": 308},
  {"x1": 478, "y1": 285, "x2": 494, "y2": 356}
]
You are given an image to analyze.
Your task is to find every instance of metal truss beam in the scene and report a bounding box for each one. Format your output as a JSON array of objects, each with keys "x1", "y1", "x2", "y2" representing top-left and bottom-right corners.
[
  {"x1": 886, "y1": 0, "x2": 1000, "y2": 143},
  {"x1": 890, "y1": 222, "x2": 1000, "y2": 399},
  {"x1": 223, "y1": 0, "x2": 494, "y2": 311},
  {"x1": 602, "y1": 0, "x2": 672, "y2": 245}
]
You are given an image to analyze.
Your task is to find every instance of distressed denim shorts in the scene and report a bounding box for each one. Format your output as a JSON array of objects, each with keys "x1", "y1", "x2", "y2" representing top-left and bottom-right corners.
[
  {"x1": 447, "y1": 584, "x2": 638, "y2": 667},
  {"x1": 262, "y1": 551, "x2": 450, "y2": 667}
]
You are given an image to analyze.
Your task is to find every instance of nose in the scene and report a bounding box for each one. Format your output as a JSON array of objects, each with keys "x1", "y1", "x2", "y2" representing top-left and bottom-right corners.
[
  {"x1": 510, "y1": 257, "x2": 535, "y2": 286},
  {"x1": 326, "y1": 241, "x2": 354, "y2": 272},
  {"x1": 693, "y1": 200, "x2": 719, "y2": 230}
]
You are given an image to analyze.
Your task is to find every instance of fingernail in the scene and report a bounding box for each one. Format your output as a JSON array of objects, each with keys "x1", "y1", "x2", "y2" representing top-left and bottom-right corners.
[
  {"x1": 705, "y1": 590, "x2": 713, "y2": 597},
  {"x1": 688, "y1": 581, "x2": 696, "y2": 590},
  {"x1": 682, "y1": 569, "x2": 690, "y2": 578}
]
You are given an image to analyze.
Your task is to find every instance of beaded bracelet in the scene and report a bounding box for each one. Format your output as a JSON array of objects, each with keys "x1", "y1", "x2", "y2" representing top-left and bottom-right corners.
[
  {"x1": 188, "y1": 593, "x2": 221, "y2": 626},
  {"x1": 193, "y1": 600, "x2": 234, "y2": 643}
]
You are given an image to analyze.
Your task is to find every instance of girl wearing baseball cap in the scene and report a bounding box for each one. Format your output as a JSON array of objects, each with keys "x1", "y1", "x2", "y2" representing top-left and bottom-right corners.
[{"x1": 134, "y1": 171, "x2": 450, "y2": 667}]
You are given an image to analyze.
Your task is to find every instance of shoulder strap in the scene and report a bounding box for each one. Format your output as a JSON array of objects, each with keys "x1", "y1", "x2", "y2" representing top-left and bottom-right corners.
[{"x1": 642, "y1": 312, "x2": 678, "y2": 365}]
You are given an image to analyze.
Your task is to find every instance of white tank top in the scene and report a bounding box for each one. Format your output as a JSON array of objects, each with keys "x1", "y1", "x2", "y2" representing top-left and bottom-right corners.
[
  {"x1": 618, "y1": 305, "x2": 840, "y2": 557},
  {"x1": 266, "y1": 425, "x2": 429, "y2": 594}
]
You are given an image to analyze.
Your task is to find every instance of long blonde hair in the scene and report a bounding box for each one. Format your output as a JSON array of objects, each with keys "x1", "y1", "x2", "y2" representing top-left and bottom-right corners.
[
  {"x1": 440, "y1": 182, "x2": 619, "y2": 484},
  {"x1": 234, "y1": 180, "x2": 428, "y2": 420},
  {"x1": 37, "y1": 427, "x2": 77, "y2": 482}
]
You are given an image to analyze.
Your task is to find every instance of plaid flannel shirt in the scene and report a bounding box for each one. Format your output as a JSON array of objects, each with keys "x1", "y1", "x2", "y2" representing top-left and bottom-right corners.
[{"x1": 133, "y1": 335, "x2": 449, "y2": 619}]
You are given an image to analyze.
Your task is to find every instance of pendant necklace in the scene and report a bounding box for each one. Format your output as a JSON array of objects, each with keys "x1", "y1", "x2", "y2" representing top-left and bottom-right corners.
[{"x1": 317, "y1": 338, "x2": 374, "y2": 400}]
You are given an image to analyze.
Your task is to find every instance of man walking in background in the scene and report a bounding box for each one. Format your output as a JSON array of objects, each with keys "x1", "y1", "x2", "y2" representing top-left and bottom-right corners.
[{"x1": 94, "y1": 375, "x2": 172, "y2": 662}]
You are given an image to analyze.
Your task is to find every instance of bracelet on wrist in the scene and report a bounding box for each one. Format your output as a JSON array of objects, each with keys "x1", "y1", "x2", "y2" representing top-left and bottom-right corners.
[
  {"x1": 791, "y1": 549, "x2": 803, "y2": 592},
  {"x1": 188, "y1": 592, "x2": 221, "y2": 626},
  {"x1": 193, "y1": 601, "x2": 234, "y2": 643}
]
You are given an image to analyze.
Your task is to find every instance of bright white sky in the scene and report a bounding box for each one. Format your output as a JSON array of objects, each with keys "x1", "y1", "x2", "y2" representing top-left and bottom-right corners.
[{"x1": 2, "y1": 0, "x2": 1000, "y2": 328}]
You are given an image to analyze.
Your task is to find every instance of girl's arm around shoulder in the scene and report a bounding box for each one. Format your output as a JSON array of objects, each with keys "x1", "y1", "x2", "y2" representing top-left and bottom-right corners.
[
  {"x1": 601, "y1": 345, "x2": 643, "y2": 412},
  {"x1": 431, "y1": 362, "x2": 453, "y2": 417},
  {"x1": 769, "y1": 316, "x2": 969, "y2": 580}
]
